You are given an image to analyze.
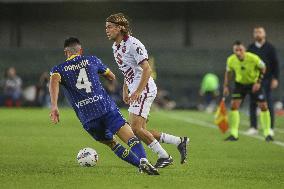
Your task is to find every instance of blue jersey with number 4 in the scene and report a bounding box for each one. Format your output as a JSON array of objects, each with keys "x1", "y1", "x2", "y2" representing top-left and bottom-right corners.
[{"x1": 50, "y1": 55, "x2": 117, "y2": 124}]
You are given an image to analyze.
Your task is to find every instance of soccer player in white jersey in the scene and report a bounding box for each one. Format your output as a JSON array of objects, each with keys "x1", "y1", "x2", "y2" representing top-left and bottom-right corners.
[{"x1": 105, "y1": 13, "x2": 190, "y2": 168}]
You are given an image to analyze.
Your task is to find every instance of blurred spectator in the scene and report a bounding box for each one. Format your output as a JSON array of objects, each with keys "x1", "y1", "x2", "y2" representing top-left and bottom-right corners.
[
  {"x1": 105, "y1": 80, "x2": 123, "y2": 107},
  {"x1": 0, "y1": 67, "x2": 22, "y2": 107},
  {"x1": 149, "y1": 56, "x2": 176, "y2": 110},
  {"x1": 149, "y1": 56, "x2": 157, "y2": 80},
  {"x1": 199, "y1": 73, "x2": 220, "y2": 113},
  {"x1": 247, "y1": 26, "x2": 279, "y2": 136},
  {"x1": 36, "y1": 72, "x2": 50, "y2": 107},
  {"x1": 155, "y1": 89, "x2": 176, "y2": 110},
  {"x1": 274, "y1": 101, "x2": 284, "y2": 116}
]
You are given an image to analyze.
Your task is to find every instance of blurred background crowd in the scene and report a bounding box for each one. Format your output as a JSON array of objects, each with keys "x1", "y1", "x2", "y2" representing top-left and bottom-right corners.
[{"x1": 0, "y1": 0, "x2": 283, "y2": 114}]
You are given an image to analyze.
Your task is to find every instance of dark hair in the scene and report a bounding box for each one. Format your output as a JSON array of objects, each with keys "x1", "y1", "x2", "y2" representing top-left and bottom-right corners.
[
  {"x1": 64, "y1": 37, "x2": 81, "y2": 48},
  {"x1": 233, "y1": 40, "x2": 243, "y2": 46},
  {"x1": 254, "y1": 26, "x2": 265, "y2": 30}
]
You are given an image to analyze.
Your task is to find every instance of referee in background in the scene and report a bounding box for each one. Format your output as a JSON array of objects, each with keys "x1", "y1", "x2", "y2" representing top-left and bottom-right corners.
[{"x1": 246, "y1": 26, "x2": 280, "y2": 136}]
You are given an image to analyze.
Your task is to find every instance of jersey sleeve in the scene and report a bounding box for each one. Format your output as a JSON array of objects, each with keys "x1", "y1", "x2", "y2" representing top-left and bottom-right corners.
[
  {"x1": 226, "y1": 57, "x2": 232, "y2": 72},
  {"x1": 255, "y1": 55, "x2": 266, "y2": 69},
  {"x1": 96, "y1": 58, "x2": 110, "y2": 75},
  {"x1": 130, "y1": 41, "x2": 149, "y2": 65},
  {"x1": 50, "y1": 66, "x2": 61, "y2": 82}
]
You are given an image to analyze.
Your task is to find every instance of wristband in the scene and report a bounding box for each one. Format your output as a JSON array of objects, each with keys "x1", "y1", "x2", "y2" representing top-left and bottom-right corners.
[{"x1": 257, "y1": 73, "x2": 264, "y2": 83}]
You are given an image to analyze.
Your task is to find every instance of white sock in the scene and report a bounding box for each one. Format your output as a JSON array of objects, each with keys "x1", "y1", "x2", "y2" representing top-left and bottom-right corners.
[
  {"x1": 148, "y1": 139, "x2": 169, "y2": 158},
  {"x1": 140, "y1": 158, "x2": 148, "y2": 163},
  {"x1": 160, "y1": 133, "x2": 181, "y2": 146}
]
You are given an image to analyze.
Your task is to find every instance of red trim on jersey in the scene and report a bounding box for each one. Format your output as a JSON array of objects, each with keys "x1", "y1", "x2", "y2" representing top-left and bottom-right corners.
[
  {"x1": 139, "y1": 93, "x2": 148, "y2": 116},
  {"x1": 146, "y1": 83, "x2": 149, "y2": 93},
  {"x1": 123, "y1": 35, "x2": 129, "y2": 42},
  {"x1": 115, "y1": 35, "x2": 128, "y2": 50},
  {"x1": 125, "y1": 67, "x2": 132, "y2": 75},
  {"x1": 137, "y1": 58, "x2": 148, "y2": 65}
]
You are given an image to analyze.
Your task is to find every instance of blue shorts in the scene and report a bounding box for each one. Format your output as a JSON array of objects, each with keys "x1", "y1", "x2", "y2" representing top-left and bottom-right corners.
[{"x1": 83, "y1": 109, "x2": 126, "y2": 141}]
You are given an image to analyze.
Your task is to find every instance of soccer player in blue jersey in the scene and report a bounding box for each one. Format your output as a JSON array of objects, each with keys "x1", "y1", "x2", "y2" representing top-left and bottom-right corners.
[{"x1": 49, "y1": 37, "x2": 159, "y2": 175}]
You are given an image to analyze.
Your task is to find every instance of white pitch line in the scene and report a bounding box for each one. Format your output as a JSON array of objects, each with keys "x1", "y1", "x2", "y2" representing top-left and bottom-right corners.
[
  {"x1": 166, "y1": 114, "x2": 284, "y2": 148},
  {"x1": 275, "y1": 129, "x2": 284, "y2": 134},
  {"x1": 240, "y1": 117, "x2": 284, "y2": 134}
]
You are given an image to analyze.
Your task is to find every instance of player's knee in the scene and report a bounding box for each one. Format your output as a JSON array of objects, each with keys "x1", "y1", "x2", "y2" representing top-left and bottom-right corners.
[
  {"x1": 131, "y1": 126, "x2": 144, "y2": 137},
  {"x1": 130, "y1": 121, "x2": 142, "y2": 134},
  {"x1": 100, "y1": 140, "x2": 118, "y2": 149},
  {"x1": 132, "y1": 126, "x2": 142, "y2": 135}
]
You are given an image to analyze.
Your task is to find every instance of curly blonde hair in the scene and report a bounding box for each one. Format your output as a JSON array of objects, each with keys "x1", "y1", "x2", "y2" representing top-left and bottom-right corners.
[{"x1": 106, "y1": 13, "x2": 132, "y2": 35}]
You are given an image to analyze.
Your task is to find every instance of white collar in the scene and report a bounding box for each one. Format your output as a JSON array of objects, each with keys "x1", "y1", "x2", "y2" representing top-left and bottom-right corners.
[{"x1": 255, "y1": 41, "x2": 265, "y2": 48}]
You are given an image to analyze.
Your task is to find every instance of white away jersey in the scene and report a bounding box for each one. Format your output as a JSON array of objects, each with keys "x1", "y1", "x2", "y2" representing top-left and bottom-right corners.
[{"x1": 112, "y1": 35, "x2": 157, "y2": 93}]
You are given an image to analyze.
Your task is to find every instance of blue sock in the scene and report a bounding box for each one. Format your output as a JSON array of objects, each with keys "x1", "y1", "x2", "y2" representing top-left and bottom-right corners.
[
  {"x1": 112, "y1": 143, "x2": 140, "y2": 167},
  {"x1": 127, "y1": 137, "x2": 147, "y2": 159}
]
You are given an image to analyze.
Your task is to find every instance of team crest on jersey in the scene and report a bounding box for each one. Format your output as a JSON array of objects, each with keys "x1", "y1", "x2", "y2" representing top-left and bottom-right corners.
[
  {"x1": 122, "y1": 46, "x2": 126, "y2": 53},
  {"x1": 136, "y1": 47, "x2": 143, "y2": 55}
]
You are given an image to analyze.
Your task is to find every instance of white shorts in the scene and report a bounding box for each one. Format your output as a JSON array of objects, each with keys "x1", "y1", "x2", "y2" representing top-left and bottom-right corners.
[{"x1": 128, "y1": 90, "x2": 157, "y2": 119}]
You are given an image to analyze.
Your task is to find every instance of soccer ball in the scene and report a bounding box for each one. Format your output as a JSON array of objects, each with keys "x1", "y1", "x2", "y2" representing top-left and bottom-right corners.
[{"x1": 77, "y1": 147, "x2": 98, "y2": 167}]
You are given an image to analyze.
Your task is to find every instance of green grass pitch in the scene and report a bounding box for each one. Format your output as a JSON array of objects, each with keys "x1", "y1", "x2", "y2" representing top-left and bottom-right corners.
[{"x1": 1, "y1": 108, "x2": 284, "y2": 189}]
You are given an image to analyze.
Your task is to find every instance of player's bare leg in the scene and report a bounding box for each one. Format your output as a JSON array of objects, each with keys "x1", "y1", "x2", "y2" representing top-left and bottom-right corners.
[
  {"x1": 129, "y1": 113, "x2": 173, "y2": 168},
  {"x1": 129, "y1": 114, "x2": 157, "y2": 144}
]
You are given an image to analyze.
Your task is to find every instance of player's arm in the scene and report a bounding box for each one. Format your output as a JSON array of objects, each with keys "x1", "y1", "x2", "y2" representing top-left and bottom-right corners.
[
  {"x1": 270, "y1": 46, "x2": 279, "y2": 89},
  {"x1": 223, "y1": 70, "x2": 232, "y2": 97},
  {"x1": 49, "y1": 73, "x2": 61, "y2": 124},
  {"x1": 223, "y1": 59, "x2": 234, "y2": 97},
  {"x1": 102, "y1": 68, "x2": 116, "y2": 81},
  {"x1": 259, "y1": 60, "x2": 266, "y2": 79},
  {"x1": 123, "y1": 80, "x2": 129, "y2": 104},
  {"x1": 97, "y1": 58, "x2": 116, "y2": 81},
  {"x1": 129, "y1": 60, "x2": 152, "y2": 103},
  {"x1": 252, "y1": 60, "x2": 266, "y2": 93}
]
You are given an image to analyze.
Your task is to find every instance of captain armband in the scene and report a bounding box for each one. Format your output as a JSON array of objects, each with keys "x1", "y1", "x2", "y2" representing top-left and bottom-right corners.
[
  {"x1": 50, "y1": 72, "x2": 61, "y2": 82},
  {"x1": 103, "y1": 68, "x2": 110, "y2": 75}
]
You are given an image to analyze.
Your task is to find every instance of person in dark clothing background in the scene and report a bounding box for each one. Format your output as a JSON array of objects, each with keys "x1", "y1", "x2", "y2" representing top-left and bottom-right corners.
[{"x1": 246, "y1": 26, "x2": 279, "y2": 136}]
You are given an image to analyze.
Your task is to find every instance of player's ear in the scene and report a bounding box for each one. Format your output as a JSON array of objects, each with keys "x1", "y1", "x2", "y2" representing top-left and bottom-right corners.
[
  {"x1": 80, "y1": 48, "x2": 83, "y2": 55},
  {"x1": 64, "y1": 50, "x2": 68, "y2": 58}
]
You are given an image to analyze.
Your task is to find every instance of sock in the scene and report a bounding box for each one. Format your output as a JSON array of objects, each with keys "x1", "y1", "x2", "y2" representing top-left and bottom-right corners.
[
  {"x1": 148, "y1": 139, "x2": 169, "y2": 158},
  {"x1": 112, "y1": 143, "x2": 140, "y2": 167},
  {"x1": 160, "y1": 133, "x2": 181, "y2": 146},
  {"x1": 127, "y1": 137, "x2": 146, "y2": 159},
  {"x1": 229, "y1": 110, "x2": 240, "y2": 138},
  {"x1": 260, "y1": 110, "x2": 271, "y2": 137}
]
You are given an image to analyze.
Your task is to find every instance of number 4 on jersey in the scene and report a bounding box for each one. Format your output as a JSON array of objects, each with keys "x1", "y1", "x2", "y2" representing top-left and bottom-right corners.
[{"x1": 76, "y1": 68, "x2": 92, "y2": 93}]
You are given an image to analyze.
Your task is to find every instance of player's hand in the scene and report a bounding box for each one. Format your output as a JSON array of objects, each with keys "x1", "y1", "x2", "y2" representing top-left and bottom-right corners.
[
  {"x1": 129, "y1": 90, "x2": 141, "y2": 104},
  {"x1": 252, "y1": 83, "x2": 261, "y2": 93},
  {"x1": 223, "y1": 86, "x2": 230, "y2": 97},
  {"x1": 271, "y1": 78, "x2": 278, "y2": 89},
  {"x1": 123, "y1": 92, "x2": 130, "y2": 104},
  {"x1": 50, "y1": 106, "x2": 60, "y2": 124}
]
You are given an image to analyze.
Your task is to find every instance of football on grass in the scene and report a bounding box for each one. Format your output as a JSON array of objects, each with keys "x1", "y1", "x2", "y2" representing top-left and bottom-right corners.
[{"x1": 77, "y1": 147, "x2": 98, "y2": 167}]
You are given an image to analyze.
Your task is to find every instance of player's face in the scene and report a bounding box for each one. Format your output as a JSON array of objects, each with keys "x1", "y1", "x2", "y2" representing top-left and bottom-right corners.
[
  {"x1": 233, "y1": 45, "x2": 246, "y2": 60},
  {"x1": 253, "y1": 28, "x2": 266, "y2": 42},
  {"x1": 105, "y1": 22, "x2": 121, "y2": 40}
]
